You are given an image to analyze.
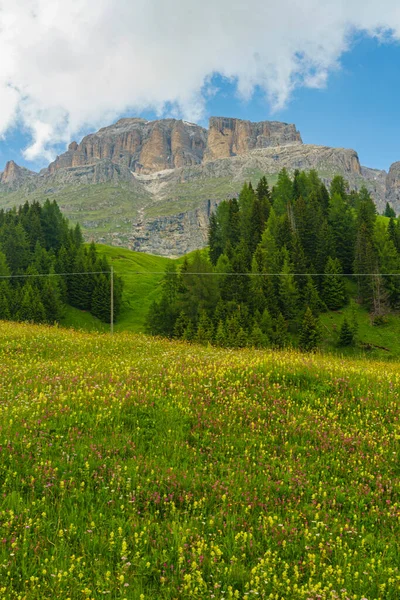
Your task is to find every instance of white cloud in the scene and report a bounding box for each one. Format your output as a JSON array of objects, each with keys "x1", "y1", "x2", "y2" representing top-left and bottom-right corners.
[{"x1": 0, "y1": 0, "x2": 399, "y2": 161}]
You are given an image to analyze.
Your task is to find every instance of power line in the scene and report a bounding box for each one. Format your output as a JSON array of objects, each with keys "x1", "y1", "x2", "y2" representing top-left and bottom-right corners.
[
  {"x1": 2, "y1": 270, "x2": 400, "y2": 278},
  {"x1": 129, "y1": 271, "x2": 400, "y2": 277},
  {"x1": 0, "y1": 271, "x2": 111, "y2": 279}
]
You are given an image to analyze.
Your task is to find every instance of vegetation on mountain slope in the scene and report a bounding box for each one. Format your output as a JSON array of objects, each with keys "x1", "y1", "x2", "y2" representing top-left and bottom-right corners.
[
  {"x1": 146, "y1": 169, "x2": 400, "y2": 352},
  {"x1": 0, "y1": 200, "x2": 123, "y2": 325}
]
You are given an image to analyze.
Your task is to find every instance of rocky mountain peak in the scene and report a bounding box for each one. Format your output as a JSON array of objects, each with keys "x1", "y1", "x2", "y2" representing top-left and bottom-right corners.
[
  {"x1": 0, "y1": 160, "x2": 37, "y2": 188},
  {"x1": 204, "y1": 116, "x2": 302, "y2": 162},
  {"x1": 43, "y1": 116, "x2": 304, "y2": 177}
]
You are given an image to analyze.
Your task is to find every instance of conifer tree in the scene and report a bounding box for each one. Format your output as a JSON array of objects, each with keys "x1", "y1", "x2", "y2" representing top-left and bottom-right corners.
[
  {"x1": 195, "y1": 311, "x2": 214, "y2": 344},
  {"x1": 322, "y1": 257, "x2": 346, "y2": 310},
  {"x1": 17, "y1": 283, "x2": 46, "y2": 323},
  {"x1": 174, "y1": 311, "x2": 189, "y2": 338},
  {"x1": 182, "y1": 320, "x2": 195, "y2": 341},
  {"x1": 91, "y1": 275, "x2": 111, "y2": 322},
  {"x1": 379, "y1": 238, "x2": 400, "y2": 308},
  {"x1": 0, "y1": 251, "x2": 10, "y2": 277},
  {"x1": 260, "y1": 308, "x2": 274, "y2": 342},
  {"x1": 271, "y1": 169, "x2": 292, "y2": 215},
  {"x1": 299, "y1": 307, "x2": 320, "y2": 352},
  {"x1": 338, "y1": 318, "x2": 354, "y2": 346},
  {"x1": 1, "y1": 222, "x2": 30, "y2": 274},
  {"x1": 225, "y1": 313, "x2": 241, "y2": 347},
  {"x1": 215, "y1": 320, "x2": 227, "y2": 347},
  {"x1": 208, "y1": 213, "x2": 223, "y2": 266},
  {"x1": 249, "y1": 323, "x2": 266, "y2": 348},
  {"x1": 256, "y1": 176, "x2": 270, "y2": 203},
  {"x1": 279, "y1": 249, "x2": 299, "y2": 321},
  {"x1": 354, "y1": 223, "x2": 378, "y2": 307},
  {"x1": 42, "y1": 277, "x2": 63, "y2": 323},
  {"x1": 303, "y1": 275, "x2": 326, "y2": 314},
  {"x1": 0, "y1": 281, "x2": 11, "y2": 320},
  {"x1": 387, "y1": 217, "x2": 400, "y2": 252},
  {"x1": 384, "y1": 202, "x2": 396, "y2": 218},
  {"x1": 330, "y1": 175, "x2": 348, "y2": 199},
  {"x1": 272, "y1": 313, "x2": 289, "y2": 348},
  {"x1": 236, "y1": 327, "x2": 248, "y2": 348},
  {"x1": 329, "y1": 193, "x2": 355, "y2": 274}
]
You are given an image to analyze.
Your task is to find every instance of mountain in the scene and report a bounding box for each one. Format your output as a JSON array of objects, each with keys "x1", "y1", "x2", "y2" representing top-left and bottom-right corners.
[{"x1": 0, "y1": 116, "x2": 396, "y2": 256}]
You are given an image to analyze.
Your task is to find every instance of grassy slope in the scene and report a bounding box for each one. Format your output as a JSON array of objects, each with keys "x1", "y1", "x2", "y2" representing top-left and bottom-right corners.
[
  {"x1": 0, "y1": 321, "x2": 399, "y2": 599},
  {"x1": 60, "y1": 243, "x2": 400, "y2": 360},
  {"x1": 96, "y1": 244, "x2": 173, "y2": 332}
]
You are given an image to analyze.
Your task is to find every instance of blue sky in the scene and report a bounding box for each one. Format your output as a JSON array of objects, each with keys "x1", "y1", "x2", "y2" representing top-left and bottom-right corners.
[{"x1": 1, "y1": 27, "x2": 399, "y2": 173}]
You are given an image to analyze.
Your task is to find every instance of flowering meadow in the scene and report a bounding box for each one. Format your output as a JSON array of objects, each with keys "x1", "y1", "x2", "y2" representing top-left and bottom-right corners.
[{"x1": 0, "y1": 322, "x2": 399, "y2": 600}]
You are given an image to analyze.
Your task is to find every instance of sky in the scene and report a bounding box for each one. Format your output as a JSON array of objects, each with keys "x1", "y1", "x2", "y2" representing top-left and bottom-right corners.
[{"x1": 1, "y1": 1, "x2": 400, "y2": 173}]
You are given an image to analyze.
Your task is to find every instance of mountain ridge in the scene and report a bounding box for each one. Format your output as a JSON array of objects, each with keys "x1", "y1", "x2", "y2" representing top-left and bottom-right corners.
[{"x1": 0, "y1": 116, "x2": 397, "y2": 256}]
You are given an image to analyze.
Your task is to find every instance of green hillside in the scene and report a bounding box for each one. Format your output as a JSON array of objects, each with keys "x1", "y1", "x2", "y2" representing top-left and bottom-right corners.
[
  {"x1": 58, "y1": 243, "x2": 400, "y2": 361},
  {"x1": 60, "y1": 244, "x2": 171, "y2": 333}
]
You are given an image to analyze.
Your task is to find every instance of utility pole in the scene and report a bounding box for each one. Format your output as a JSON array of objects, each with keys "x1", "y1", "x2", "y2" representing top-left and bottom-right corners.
[{"x1": 110, "y1": 266, "x2": 114, "y2": 335}]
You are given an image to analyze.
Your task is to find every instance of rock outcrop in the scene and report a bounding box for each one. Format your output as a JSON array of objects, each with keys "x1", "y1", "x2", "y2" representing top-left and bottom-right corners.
[
  {"x1": 0, "y1": 160, "x2": 38, "y2": 190},
  {"x1": 385, "y1": 162, "x2": 400, "y2": 214},
  {"x1": 123, "y1": 199, "x2": 221, "y2": 257},
  {"x1": 46, "y1": 118, "x2": 208, "y2": 175},
  {"x1": 203, "y1": 117, "x2": 302, "y2": 162},
  {"x1": 45, "y1": 116, "x2": 302, "y2": 176}
]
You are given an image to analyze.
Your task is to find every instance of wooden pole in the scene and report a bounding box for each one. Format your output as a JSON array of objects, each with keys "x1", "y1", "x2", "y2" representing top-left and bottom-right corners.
[{"x1": 110, "y1": 266, "x2": 114, "y2": 335}]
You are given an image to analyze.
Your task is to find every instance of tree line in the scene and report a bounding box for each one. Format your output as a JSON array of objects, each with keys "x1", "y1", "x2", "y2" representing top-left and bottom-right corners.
[
  {"x1": 146, "y1": 169, "x2": 400, "y2": 350},
  {"x1": 0, "y1": 199, "x2": 122, "y2": 324}
]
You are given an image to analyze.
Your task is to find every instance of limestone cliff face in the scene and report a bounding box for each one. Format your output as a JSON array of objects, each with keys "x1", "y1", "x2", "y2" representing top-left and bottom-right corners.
[
  {"x1": 385, "y1": 162, "x2": 400, "y2": 213},
  {"x1": 0, "y1": 160, "x2": 37, "y2": 189},
  {"x1": 47, "y1": 118, "x2": 208, "y2": 175},
  {"x1": 45, "y1": 116, "x2": 303, "y2": 175},
  {"x1": 203, "y1": 117, "x2": 302, "y2": 162},
  {"x1": 106, "y1": 199, "x2": 222, "y2": 257}
]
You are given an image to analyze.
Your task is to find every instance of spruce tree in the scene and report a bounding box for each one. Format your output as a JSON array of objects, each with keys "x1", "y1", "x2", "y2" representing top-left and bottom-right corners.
[
  {"x1": 278, "y1": 249, "x2": 299, "y2": 322},
  {"x1": 174, "y1": 311, "x2": 189, "y2": 338},
  {"x1": 272, "y1": 313, "x2": 289, "y2": 349},
  {"x1": 0, "y1": 281, "x2": 11, "y2": 320},
  {"x1": 299, "y1": 307, "x2": 320, "y2": 352},
  {"x1": 387, "y1": 217, "x2": 400, "y2": 252},
  {"x1": 322, "y1": 257, "x2": 346, "y2": 310},
  {"x1": 195, "y1": 311, "x2": 214, "y2": 345},
  {"x1": 91, "y1": 275, "x2": 111, "y2": 322},
  {"x1": 256, "y1": 176, "x2": 271, "y2": 204},
  {"x1": 354, "y1": 223, "x2": 378, "y2": 307},
  {"x1": 249, "y1": 322, "x2": 267, "y2": 348},
  {"x1": 42, "y1": 277, "x2": 63, "y2": 323},
  {"x1": 330, "y1": 175, "x2": 348, "y2": 199},
  {"x1": 215, "y1": 320, "x2": 227, "y2": 347},
  {"x1": 271, "y1": 169, "x2": 292, "y2": 215},
  {"x1": 384, "y1": 202, "x2": 396, "y2": 218},
  {"x1": 182, "y1": 321, "x2": 195, "y2": 341},
  {"x1": 208, "y1": 213, "x2": 223, "y2": 266},
  {"x1": 338, "y1": 318, "x2": 354, "y2": 346},
  {"x1": 379, "y1": 238, "x2": 400, "y2": 308},
  {"x1": 17, "y1": 283, "x2": 46, "y2": 323},
  {"x1": 303, "y1": 275, "x2": 326, "y2": 314},
  {"x1": 328, "y1": 193, "x2": 355, "y2": 274},
  {"x1": 236, "y1": 327, "x2": 248, "y2": 348}
]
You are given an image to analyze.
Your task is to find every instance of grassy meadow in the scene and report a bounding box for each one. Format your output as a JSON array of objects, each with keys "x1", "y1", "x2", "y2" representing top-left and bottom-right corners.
[{"x1": 0, "y1": 321, "x2": 399, "y2": 599}]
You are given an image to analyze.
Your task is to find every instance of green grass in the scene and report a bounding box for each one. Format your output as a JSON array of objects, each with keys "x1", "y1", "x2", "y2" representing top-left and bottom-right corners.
[
  {"x1": 61, "y1": 305, "x2": 109, "y2": 333},
  {"x1": 1, "y1": 321, "x2": 399, "y2": 599},
  {"x1": 95, "y1": 244, "x2": 173, "y2": 332},
  {"x1": 59, "y1": 244, "x2": 400, "y2": 361}
]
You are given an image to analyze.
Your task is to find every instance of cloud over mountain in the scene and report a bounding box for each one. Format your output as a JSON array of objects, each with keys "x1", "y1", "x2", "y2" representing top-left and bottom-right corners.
[{"x1": 0, "y1": 0, "x2": 399, "y2": 161}]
